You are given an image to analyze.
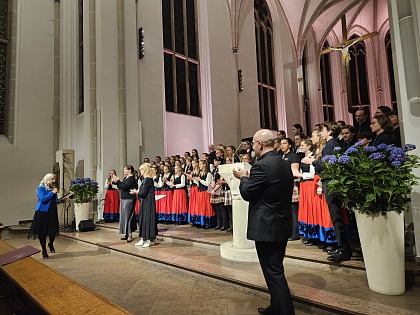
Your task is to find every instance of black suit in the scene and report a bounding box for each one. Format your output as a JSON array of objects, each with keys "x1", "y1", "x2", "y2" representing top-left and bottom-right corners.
[{"x1": 239, "y1": 150, "x2": 295, "y2": 315}]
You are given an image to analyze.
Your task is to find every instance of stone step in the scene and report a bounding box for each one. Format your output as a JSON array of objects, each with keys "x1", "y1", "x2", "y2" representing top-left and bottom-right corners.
[{"x1": 60, "y1": 227, "x2": 417, "y2": 315}]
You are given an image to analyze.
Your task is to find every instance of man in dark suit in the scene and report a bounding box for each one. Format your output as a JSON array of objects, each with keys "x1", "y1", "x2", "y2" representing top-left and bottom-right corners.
[{"x1": 233, "y1": 129, "x2": 295, "y2": 315}]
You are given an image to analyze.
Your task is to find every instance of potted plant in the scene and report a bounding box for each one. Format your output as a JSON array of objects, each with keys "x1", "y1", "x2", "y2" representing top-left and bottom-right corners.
[
  {"x1": 70, "y1": 178, "x2": 99, "y2": 231},
  {"x1": 321, "y1": 143, "x2": 420, "y2": 295}
]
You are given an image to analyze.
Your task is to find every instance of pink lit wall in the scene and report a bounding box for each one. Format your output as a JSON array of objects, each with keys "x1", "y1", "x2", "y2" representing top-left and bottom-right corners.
[{"x1": 164, "y1": 112, "x2": 207, "y2": 157}]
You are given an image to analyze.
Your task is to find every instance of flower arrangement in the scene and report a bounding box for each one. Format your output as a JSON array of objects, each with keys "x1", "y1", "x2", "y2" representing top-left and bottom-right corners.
[
  {"x1": 321, "y1": 143, "x2": 420, "y2": 215},
  {"x1": 70, "y1": 178, "x2": 99, "y2": 204}
]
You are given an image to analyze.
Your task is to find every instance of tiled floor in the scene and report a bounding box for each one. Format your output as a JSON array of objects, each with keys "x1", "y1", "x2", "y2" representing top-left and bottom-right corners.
[{"x1": 2, "y1": 224, "x2": 420, "y2": 315}]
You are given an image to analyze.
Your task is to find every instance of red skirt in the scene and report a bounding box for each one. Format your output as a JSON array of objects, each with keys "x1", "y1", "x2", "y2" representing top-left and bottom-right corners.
[
  {"x1": 135, "y1": 199, "x2": 140, "y2": 215},
  {"x1": 104, "y1": 190, "x2": 120, "y2": 214},
  {"x1": 159, "y1": 190, "x2": 173, "y2": 215},
  {"x1": 196, "y1": 191, "x2": 214, "y2": 217},
  {"x1": 188, "y1": 186, "x2": 198, "y2": 216},
  {"x1": 298, "y1": 180, "x2": 316, "y2": 225},
  {"x1": 154, "y1": 190, "x2": 162, "y2": 213},
  {"x1": 172, "y1": 189, "x2": 187, "y2": 214}
]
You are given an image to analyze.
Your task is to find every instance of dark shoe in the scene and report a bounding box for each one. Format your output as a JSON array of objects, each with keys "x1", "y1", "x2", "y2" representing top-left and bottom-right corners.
[
  {"x1": 48, "y1": 243, "x2": 55, "y2": 253},
  {"x1": 323, "y1": 245, "x2": 336, "y2": 252},
  {"x1": 42, "y1": 251, "x2": 49, "y2": 259},
  {"x1": 304, "y1": 241, "x2": 315, "y2": 246},
  {"x1": 214, "y1": 226, "x2": 222, "y2": 230},
  {"x1": 288, "y1": 237, "x2": 300, "y2": 241},
  {"x1": 226, "y1": 228, "x2": 233, "y2": 233},
  {"x1": 121, "y1": 236, "x2": 128, "y2": 240},
  {"x1": 258, "y1": 306, "x2": 274, "y2": 314},
  {"x1": 127, "y1": 238, "x2": 133, "y2": 243},
  {"x1": 203, "y1": 226, "x2": 212, "y2": 230},
  {"x1": 220, "y1": 227, "x2": 228, "y2": 231},
  {"x1": 327, "y1": 251, "x2": 351, "y2": 262},
  {"x1": 317, "y1": 244, "x2": 328, "y2": 249},
  {"x1": 327, "y1": 248, "x2": 339, "y2": 255}
]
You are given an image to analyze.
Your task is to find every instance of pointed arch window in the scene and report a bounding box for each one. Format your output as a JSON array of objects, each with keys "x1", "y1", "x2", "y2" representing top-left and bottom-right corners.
[
  {"x1": 349, "y1": 34, "x2": 370, "y2": 120},
  {"x1": 254, "y1": 0, "x2": 277, "y2": 130},
  {"x1": 320, "y1": 40, "x2": 334, "y2": 122},
  {"x1": 385, "y1": 31, "x2": 397, "y2": 110},
  {"x1": 162, "y1": 0, "x2": 200, "y2": 116},
  {"x1": 0, "y1": 0, "x2": 10, "y2": 134}
]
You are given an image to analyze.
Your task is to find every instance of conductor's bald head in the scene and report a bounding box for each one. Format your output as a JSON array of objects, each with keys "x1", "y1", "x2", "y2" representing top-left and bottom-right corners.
[{"x1": 252, "y1": 129, "x2": 275, "y2": 157}]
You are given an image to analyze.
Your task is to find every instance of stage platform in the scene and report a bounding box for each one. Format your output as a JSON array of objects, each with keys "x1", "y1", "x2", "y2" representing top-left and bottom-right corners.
[{"x1": 3, "y1": 223, "x2": 420, "y2": 314}]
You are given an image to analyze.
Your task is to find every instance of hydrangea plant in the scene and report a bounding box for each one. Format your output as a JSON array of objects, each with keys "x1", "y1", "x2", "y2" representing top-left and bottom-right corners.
[
  {"x1": 70, "y1": 178, "x2": 99, "y2": 204},
  {"x1": 321, "y1": 143, "x2": 420, "y2": 215}
]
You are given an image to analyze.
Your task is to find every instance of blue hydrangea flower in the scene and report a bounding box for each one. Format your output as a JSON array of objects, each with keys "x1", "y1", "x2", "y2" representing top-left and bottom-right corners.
[
  {"x1": 345, "y1": 147, "x2": 359, "y2": 155},
  {"x1": 353, "y1": 142, "x2": 363, "y2": 147},
  {"x1": 369, "y1": 152, "x2": 386, "y2": 161},
  {"x1": 333, "y1": 147, "x2": 341, "y2": 152},
  {"x1": 363, "y1": 146, "x2": 377, "y2": 153},
  {"x1": 391, "y1": 160, "x2": 402, "y2": 167},
  {"x1": 338, "y1": 155, "x2": 351, "y2": 165},
  {"x1": 404, "y1": 144, "x2": 416, "y2": 151},
  {"x1": 328, "y1": 156, "x2": 337, "y2": 165},
  {"x1": 75, "y1": 179, "x2": 81, "y2": 183},
  {"x1": 376, "y1": 143, "x2": 388, "y2": 151}
]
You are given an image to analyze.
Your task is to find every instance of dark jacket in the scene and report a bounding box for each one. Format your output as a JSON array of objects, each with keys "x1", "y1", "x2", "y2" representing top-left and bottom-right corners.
[
  {"x1": 239, "y1": 150, "x2": 293, "y2": 242},
  {"x1": 115, "y1": 176, "x2": 138, "y2": 199},
  {"x1": 372, "y1": 132, "x2": 394, "y2": 146}
]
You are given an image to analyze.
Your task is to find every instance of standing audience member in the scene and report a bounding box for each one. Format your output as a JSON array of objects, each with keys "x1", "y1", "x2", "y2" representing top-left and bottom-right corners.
[
  {"x1": 132, "y1": 163, "x2": 157, "y2": 248},
  {"x1": 339, "y1": 125, "x2": 357, "y2": 150},
  {"x1": 277, "y1": 130, "x2": 286, "y2": 139},
  {"x1": 103, "y1": 170, "x2": 120, "y2": 222},
  {"x1": 113, "y1": 165, "x2": 138, "y2": 243},
  {"x1": 28, "y1": 173, "x2": 64, "y2": 259},
  {"x1": 233, "y1": 129, "x2": 295, "y2": 315},
  {"x1": 291, "y1": 123, "x2": 304, "y2": 136},
  {"x1": 375, "y1": 105, "x2": 392, "y2": 116},
  {"x1": 358, "y1": 130, "x2": 374, "y2": 147}
]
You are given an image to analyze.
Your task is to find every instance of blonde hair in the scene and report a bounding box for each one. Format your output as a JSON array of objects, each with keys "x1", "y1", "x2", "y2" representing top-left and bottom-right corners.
[
  {"x1": 40, "y1": 173, "x2": 56, "y2": 189},
  {"x1": 139, "y1": 163, "x2": 153, "y2": 178}
]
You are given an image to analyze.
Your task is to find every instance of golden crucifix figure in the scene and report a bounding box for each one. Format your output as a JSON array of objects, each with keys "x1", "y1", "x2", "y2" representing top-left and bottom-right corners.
[{"x1": 320, "y1": 33, "x2": 378, "y2": 78}]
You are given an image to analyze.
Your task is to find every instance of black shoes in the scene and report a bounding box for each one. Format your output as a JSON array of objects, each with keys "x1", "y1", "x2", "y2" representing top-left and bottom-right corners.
[
  {"x1": 258, "y1": 306, "x2": 274, "y2": 314},
  {"x1": 226, "y1": 228, "x2": 233, "y2": 233},
  {"x1": 327, "y1": 251, "x2": 351, "y2": 262},
  {"x1": 214, "y1": 226, "x2": 222, "y2": 230},
  {"x1": 121, "y1": 236, "x2": 128, "y2": 240},
  {"x1": 48, "y1": 243, "x2": 55, "y2": 253},
  {"x1": 220, "y1": 227, "x2": 228, "y2": 231},
  {"x1": 42, "y1": 250, "x2": 49, "y2": 259}
]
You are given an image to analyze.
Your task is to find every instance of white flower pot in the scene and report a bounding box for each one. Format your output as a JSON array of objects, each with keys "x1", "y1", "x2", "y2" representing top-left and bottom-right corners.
[
  {"x1": 355, "y1": 211, "x2": 405, "y2": 295},
  {"x1": 74, "y1": 203, "x2": 90, "y2": 231}
]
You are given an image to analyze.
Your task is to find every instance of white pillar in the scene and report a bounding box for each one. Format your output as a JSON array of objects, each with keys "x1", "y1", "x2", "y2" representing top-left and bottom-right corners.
[{"x1": 218, "y1": 163, "x2": 258, "y2": 262}]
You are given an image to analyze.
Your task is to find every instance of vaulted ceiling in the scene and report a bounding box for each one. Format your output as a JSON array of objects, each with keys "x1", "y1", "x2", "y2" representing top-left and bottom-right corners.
[{"x1": 278, "y1": 0, "x2": 389, "y2": 53}]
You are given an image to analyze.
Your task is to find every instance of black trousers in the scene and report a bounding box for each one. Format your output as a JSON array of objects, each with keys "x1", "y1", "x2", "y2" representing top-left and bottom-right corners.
[
  {"x1": 213, "y1": 203, "x2": 229, "y2": 228},
  {"x1": 255, "y1": 240, "x2": 295, "y2": 315},
  {"x1": 323, "y1": 184, "x2": 350, "y2": 252}
]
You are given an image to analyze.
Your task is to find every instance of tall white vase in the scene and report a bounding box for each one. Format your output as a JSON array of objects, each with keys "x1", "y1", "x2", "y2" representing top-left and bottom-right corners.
[
  {"x1": 355, "y1": 211, "x2": 405, "y2": 295},
  {"x1": 74, "y1": 203, "x2": 90, "y2": 231}
]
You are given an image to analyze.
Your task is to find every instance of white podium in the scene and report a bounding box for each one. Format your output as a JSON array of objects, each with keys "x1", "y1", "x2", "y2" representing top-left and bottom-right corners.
[{"x1": 218, "y1": 163, "x2": 258, "y2": 262}]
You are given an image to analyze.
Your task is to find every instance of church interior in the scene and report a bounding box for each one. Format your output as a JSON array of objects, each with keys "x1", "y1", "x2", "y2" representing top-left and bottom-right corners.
[{"x1": 1, "y1": 0, "x2": 420, "y2": 314}]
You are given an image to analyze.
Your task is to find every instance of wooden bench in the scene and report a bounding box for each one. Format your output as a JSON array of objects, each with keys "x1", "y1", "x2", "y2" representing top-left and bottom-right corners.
[{"x1": 0, "y1": 241, "x2": 130, "y2": 315}]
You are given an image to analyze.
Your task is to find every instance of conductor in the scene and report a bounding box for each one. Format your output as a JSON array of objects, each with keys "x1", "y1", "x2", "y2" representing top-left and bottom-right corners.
[{"x1": 233, "y1": 129, "x2": 295, "y2": 315}]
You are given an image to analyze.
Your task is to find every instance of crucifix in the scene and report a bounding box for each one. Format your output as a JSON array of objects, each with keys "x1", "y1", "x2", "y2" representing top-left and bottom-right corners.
[{"x1": 320, "y1": 16, "x2": 378, "y2": 111}]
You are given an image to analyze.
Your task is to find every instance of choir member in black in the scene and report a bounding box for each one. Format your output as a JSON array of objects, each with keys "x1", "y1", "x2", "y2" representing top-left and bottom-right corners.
[
  {"x1": 210, "y1": 157, "x2": 229, "y2": 231},
  {"x1": 226, "y1": 145, "x2": 240, "y2": 163},
  {"x1": 186, "y1": 159, "x2": 200, "y2": 224},
  {"x1": 338, "y1": 125, "x2": 357, "y2": 150},
  {"x1": 371, "y1": 114, "x2": 394, "y2": 146},
  {"x1": 291, "y1": 123, "x2": 305, "y2": 136},
  {"x1": 388, "y1": 111, "x2": 401, "y2": 147},
  {"x1": 191, "y1": 148, "x2": 199, "y2": 160},
  {"x1": 28, "y1": 173, "x2": 65, "y2": 259},
  {"x1": 113, "y1": 165, "x2": 138, "y2": 243},
  {"x1": 280, "y1": 138, "x2": 302, "y2": 241},
  {"x1": 354, "y1": 108, "x2": 371, "y2": 136},
  {"x1": 132, "y1": 163, "x2": 157, "y2": 248},
  {"x1": 159, "y1": 164, "x2": 174, "y2": 223},
  {"x1": 194, "y1": 159, "x2": 215, "y2": 228}
]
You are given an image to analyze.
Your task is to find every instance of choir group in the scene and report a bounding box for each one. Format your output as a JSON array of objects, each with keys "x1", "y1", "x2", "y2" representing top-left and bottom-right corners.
[{"x1": 102, "y1": 105, "x2": 401, "y2": 259}]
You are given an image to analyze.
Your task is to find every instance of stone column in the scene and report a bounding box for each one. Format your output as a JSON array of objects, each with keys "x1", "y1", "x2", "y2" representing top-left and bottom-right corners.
[
  {"x1": 388, "y1": 0, "x2": 420, "y2": 259},
  {"x1": 218, "y1": 162, "x2": 258, "y2": 262}
]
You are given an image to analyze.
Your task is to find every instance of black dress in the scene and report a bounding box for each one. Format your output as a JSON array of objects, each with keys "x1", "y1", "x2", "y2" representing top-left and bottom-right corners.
[
  {"x1": 28, "y1": 199, "x2": 59, "y2": 239},
  {"x1": 138, "y1": 177, "x2": 158, "y2": 240}
]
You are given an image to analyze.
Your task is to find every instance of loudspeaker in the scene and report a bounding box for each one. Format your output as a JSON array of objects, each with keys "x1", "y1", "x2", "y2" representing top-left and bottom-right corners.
[{"x1": 78, "y1": 219, "x2": 95, "y2": 232}]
